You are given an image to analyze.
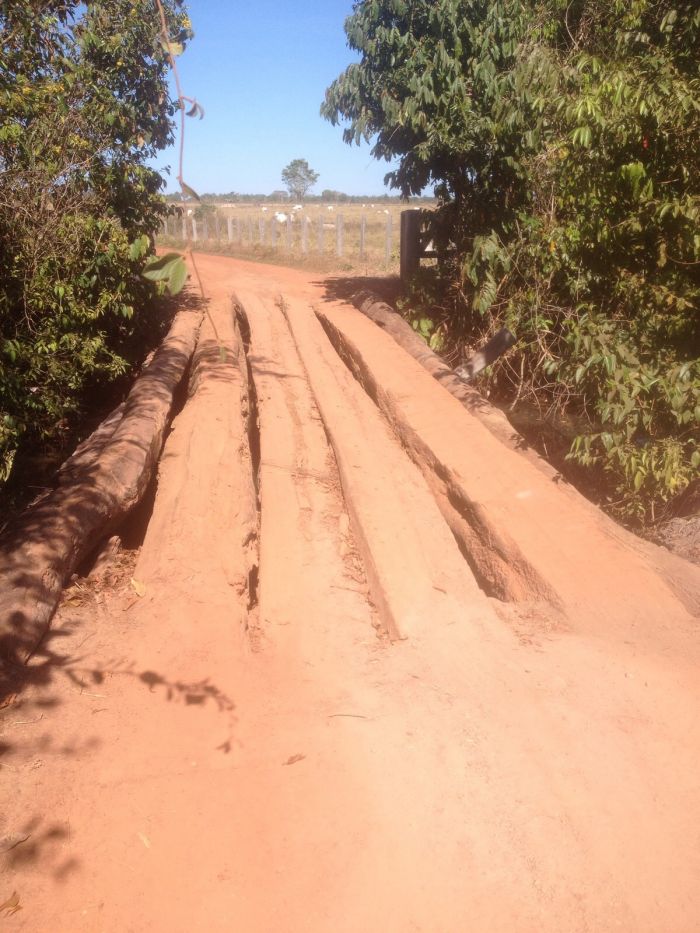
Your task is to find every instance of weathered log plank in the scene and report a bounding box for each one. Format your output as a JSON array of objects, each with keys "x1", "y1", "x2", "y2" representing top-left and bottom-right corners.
[
  {"x1": 58, "y1": 402, "x2": 126, "y2": 482},
  {"x1": 0, "y1": 308, "x2": 202, "y2": 674},
  {"x1": 350, "y1": 290, "x2": 525, "y2": 453}
]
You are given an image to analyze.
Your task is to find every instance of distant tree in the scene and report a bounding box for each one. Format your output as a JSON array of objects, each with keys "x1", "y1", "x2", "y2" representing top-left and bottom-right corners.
[
  {"x1": 281, "y1": 159, "x2": 319, "y2": 200},
  {"x1": 321, "y1": 189, "x2": 349, "y2": 202}
]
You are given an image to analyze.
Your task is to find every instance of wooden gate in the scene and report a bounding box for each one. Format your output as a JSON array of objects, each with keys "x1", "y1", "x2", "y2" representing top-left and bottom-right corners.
[{"x1": 400, "y1": 209, "x2": 437, "y2": 281}]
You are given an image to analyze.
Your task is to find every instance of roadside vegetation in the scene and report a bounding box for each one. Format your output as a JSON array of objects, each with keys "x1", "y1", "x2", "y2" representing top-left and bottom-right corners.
[
  {"x1": 0, "y1": 0, "x2": 190, "y2": 499},
  {"x1": 323, "y1": 0, "x2": 699, "y2": 526}
]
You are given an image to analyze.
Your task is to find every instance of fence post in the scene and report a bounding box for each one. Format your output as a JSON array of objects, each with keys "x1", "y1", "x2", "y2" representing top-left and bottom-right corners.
[
  {"x1": 259, "y1": 217, "x2": 265, "y2": 245},
  {"x1": 301, "y1": 216, "x2": 309, "y2": 255},
  {"x1": 318, "y1": 215, "x2": 324, "y2": 254},
  {"x1": 215, "y1": 214, "x2": 220, "y2": 242},
  {"x1": 182, "y1": 216, "x2": 187, "y2": 241},
  {"x1": 336, "y1": 214, "x2": 344, "y2": 257},
  {"x1": 286, "y1": 217, "x2": 292, "y2": 251},
  {"x1": 227, "y1": 216, "x2": 233, "y2": 243},
  {"x1": 192, "y1": 218, "x2": 198, "y2": 243},
  {"x1": 359, "y1": 215, "x2": 366, "y2": 260},
  {"x1": 385, "y1": 213, "x2": 393, "y2": 266},
  {"x1": 236, "y1": 218, "x2": 241, "y2": 244},
  {"x1": 270, "y1": 217, "x2": 277, "y2": 249},
  {"x1": 203, "y1": 218, "x2": 209, "y2": 242},
  {"x1": 247, "y1": 217, "x2": 253, "y2": 244}
]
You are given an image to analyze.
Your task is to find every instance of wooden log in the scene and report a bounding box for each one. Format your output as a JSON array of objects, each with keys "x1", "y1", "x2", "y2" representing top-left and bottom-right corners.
[
  {"x1": 346, "y1": 290, "x2": 567, "y2": 477},
  {"x1": 0, "y1": 307, "x2": 202, "y2": 673},
  {"x1": 351, "y1": 290, "x2": 490, "y2": 407},
  {"x1": 58, "y1": 402, "x2": 126, "y2": 482},
  {"x1": 343, "y1": 291, "x2": 700, "y2": 612},
  {"x1": 57, "y1": 347, "x2": 157, "y2": 483}
]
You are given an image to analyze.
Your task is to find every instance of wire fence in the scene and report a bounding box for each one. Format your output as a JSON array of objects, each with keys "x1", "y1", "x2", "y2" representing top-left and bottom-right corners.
[{"x1": 157, "y1": 209, "x2": 398, "y2": 272}]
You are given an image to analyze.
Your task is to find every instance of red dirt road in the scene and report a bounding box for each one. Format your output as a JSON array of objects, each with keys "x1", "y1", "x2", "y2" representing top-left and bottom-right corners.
[{"x1": 1, "y1": 255, "x2": 699, "y2": 932}]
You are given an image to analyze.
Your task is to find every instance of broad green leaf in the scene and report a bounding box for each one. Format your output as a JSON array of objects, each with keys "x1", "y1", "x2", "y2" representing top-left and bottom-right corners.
[{"x1": 167, "y1": 257, "x2": 188, "y2": 295}]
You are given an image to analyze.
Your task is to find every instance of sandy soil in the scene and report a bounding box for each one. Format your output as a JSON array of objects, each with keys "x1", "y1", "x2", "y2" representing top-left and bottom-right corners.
[{"x1": 1, "y1": 254, "x2": 699, "y2": 932}]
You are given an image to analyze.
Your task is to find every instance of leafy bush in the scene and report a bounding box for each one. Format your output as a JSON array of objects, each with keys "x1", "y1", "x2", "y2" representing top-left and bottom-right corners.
[
  {"x1": 324, "y1": 0, "x2": 699, "y2": 524},
  {"x1": 0, "y1": 0, "x2": 191, "y2": 482}
]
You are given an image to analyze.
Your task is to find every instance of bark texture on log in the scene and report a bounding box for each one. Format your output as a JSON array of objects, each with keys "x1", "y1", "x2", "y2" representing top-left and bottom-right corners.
[
  {"x1": 58, "y1": 402, "x2": 126, "y2": 482},
  {"x1": 348, "y1": 291, "x2": 619, "y2": 490},
  {"x1": 0, "y1": 308, "x2": 202, "y2": 675},
  {"x1": 343, "y1": 291, "x2": 700, "y2": 611}
]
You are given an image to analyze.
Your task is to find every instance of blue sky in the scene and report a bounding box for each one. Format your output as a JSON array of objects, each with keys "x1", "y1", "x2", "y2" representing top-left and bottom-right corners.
[{"x1": 153, "y1": 0, "x2": 398, "y2": 197}]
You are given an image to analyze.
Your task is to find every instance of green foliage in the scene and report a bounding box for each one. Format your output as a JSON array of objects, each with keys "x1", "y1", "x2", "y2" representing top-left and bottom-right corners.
[
  {"x1": 142, "y1": 252, "x2": 188, "y2": 294},
  {"x1": 281, "y1": 159, "x2": 320, "y2": 200},
  {"x1": 0, "y1": 0, "x2": 191, "y2": 478},
  {"x1": 324, "y1": 0, "x2": 700, "y2": 523}
]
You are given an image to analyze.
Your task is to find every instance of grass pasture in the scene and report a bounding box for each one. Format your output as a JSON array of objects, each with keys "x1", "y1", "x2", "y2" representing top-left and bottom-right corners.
[{"x1": 158, "y1": 200, "x2": 434, "y2": 276}]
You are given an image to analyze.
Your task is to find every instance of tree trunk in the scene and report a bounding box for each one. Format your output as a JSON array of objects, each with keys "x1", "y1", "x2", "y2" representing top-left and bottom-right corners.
[{"x1": 0, "y1": 308, "x2": 202, "y2": 676}]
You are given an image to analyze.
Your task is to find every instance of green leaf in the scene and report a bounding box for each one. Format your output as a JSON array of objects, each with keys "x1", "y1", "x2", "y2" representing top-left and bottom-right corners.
[
  {"x1": 129, "y1": 234, "x2": 150, "y2": 261},
  {"x1": 167, "y1": 257, "x2": 188, "y2": 295},
  {"x1": 572, "y1": 125, "x2": 592, "y2": 147},
  {"x1": 142, "y1": 252, "x2": 182, "y2": 282}
]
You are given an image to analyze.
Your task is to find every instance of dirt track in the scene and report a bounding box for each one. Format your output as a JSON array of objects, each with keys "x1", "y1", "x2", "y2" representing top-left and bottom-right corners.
[{"x1": 1, "y1": 255, "x2": 699, "y2": 932}]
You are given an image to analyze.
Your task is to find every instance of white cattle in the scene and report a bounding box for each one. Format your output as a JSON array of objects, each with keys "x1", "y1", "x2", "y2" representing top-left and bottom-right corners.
[
  {"x1": 293, "y1": 204, "x2": 303, "y2": 212},
  {"x1": 261, "y1": 206, "x2": 268, "y2": 212},
  {"x1": 274, "y1": 212, "x2": 287, "y2": 223}
]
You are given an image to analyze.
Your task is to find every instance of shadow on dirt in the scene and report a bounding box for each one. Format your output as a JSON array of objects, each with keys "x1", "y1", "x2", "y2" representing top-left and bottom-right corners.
[
  {"x1": 313, "y1": 274, "x2": 402, "y2": 306},
  {"x1": 1, "y1": 816, "x2": 79, "y2": 882},
  {"x1": 2, "y1": 613, "x2": 236, "y2": 719}
]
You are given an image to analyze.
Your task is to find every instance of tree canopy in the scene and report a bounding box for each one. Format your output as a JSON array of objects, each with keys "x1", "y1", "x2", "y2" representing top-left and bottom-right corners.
[
  {"x1": 0, "y1": 0, "x2": 190, "y2": 485},
  {"x1": 323, "y1": 0, "x2": 700, "y2": 523},
  {"x1": 281, "y1": 159, "x2": 319, "y2": 200}
]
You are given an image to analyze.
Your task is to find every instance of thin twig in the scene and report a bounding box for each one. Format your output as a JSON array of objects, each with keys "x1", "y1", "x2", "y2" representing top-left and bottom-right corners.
[
  {"x1": 153, "y1": 0, "x2": 221, "y2": 346},
  {"x1": 327, "y1": 713, "x2": 369, "y2": 719},
  {"x1": 9, "y1": 714, "x2": 44, "y2": 726}
]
